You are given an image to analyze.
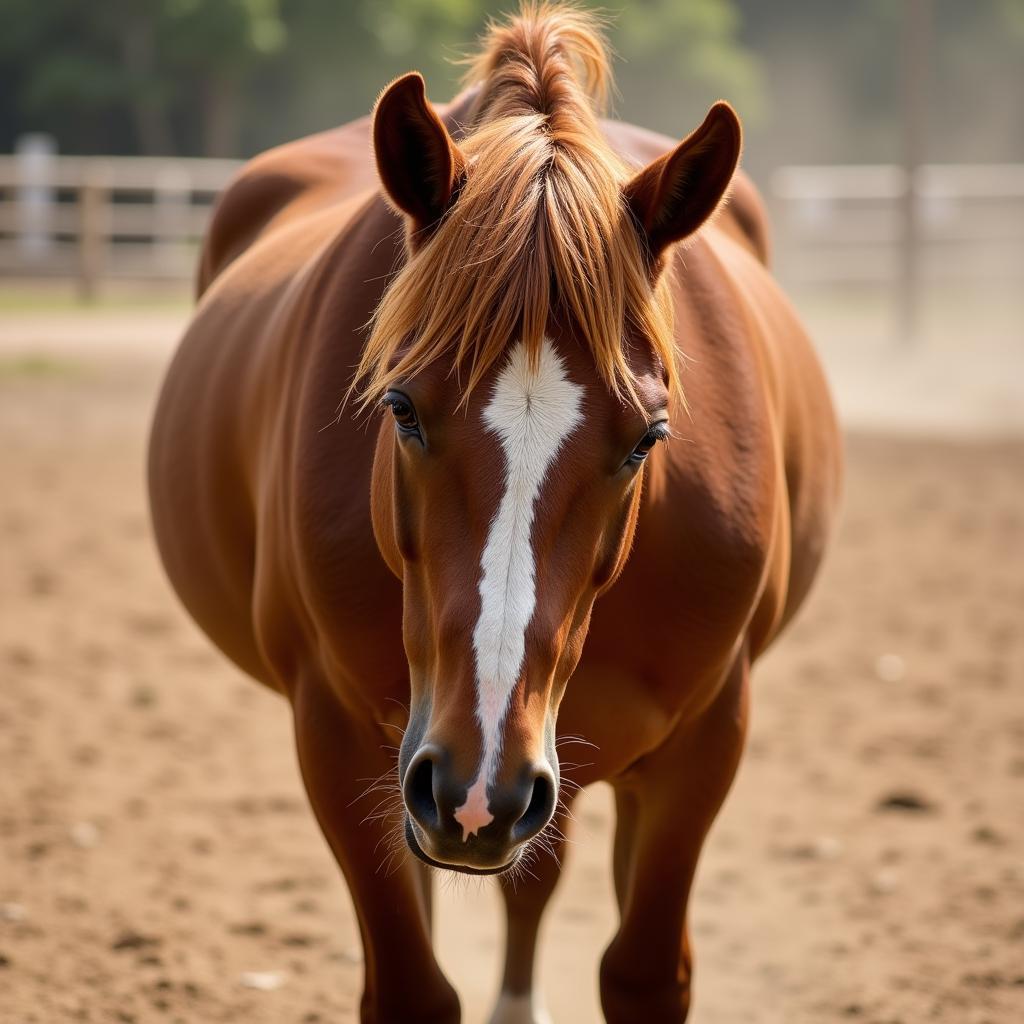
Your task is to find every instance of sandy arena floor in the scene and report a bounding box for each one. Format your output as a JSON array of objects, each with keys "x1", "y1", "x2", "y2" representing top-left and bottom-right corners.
[{"x1": 1, "y1": 316, "x2": 1022, "y2": 1023}]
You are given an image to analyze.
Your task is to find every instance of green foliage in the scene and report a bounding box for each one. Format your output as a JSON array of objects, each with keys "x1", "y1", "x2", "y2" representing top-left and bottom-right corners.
[
  {"x1": 617, "y1": 0, "x2": 761, "y2": 102},
  {"x1": 0, "y1": 0, "x2": 1021, "y2": 165},
  {"x1": 0, "y1": 0, "x2": 289, "y2": 153},
  {"x1": 612, "y1": 0, "x2": 763, "y2": 133},
  {"x1": 0, "y1": 0, "x2": 758, "y2": 156},
  {"x1": 160, "y1": 0, "x2": 287, "y2": 67}
]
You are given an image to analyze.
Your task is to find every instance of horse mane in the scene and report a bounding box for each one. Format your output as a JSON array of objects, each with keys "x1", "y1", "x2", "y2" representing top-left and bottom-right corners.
[{"x1": 354, "y1": 2, "x2": 678, "y2": 410}]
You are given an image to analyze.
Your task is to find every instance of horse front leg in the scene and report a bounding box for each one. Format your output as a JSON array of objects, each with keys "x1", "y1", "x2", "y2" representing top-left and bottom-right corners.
[
  {"x1": 600, "y1": 656, "x2": 749, "y2": 1023},
  {"x1": 487, "y1": 798, "x2": 576, "y2": 1024},
  {"x1": 292, "y1": 675, "x2": 460, "y2": 1024}
]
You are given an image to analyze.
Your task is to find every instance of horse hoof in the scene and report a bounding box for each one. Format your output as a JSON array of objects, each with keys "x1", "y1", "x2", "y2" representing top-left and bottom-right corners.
[{"x1": 488, "y1": 991, "x2": 554, "y2": 1024}]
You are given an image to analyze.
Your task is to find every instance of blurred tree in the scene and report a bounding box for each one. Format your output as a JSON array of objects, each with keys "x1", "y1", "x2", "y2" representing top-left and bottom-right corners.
[
  {"x1": 613, "y1": 0, "x2": 763, "y2": 132},
  {"x1": 0, "y1": 0, "x2": 756, "y2": 157},
  {"x1": 241, "y1": 0, "x2": 760, "y2": 154},
  {"x1": 734, "y1": 0, "x2": 1024, "y2": 172},
  {"x1": 248, "y1": 0, "x2": 484, "y2": 151},
  {"x1": 0, "y1": 0, "x2": 286, "y2": 156},
  {"x1": 161, "y1": 0, "x2": 287, "y2": 156},
  {"x1": 0, "y1": 0, "x2": 138, "y2": 153},
  {"x1": 930, "y1": 0, "x2": 1024, "y2": 162},
  {"x1": 4, "y1": 0, "x2": 1020, "y2": 169}
]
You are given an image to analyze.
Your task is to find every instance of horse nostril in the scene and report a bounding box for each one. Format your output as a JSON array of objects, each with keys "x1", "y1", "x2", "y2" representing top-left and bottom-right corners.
[
  {"x1": 512, "y1": 771, "x2": 555, "y2": 842},
  {"x1": 405, "y1": 753, "x2": 438, "y2": 830}
]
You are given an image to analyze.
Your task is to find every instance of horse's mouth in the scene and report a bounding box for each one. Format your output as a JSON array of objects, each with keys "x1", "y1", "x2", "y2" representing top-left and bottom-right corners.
[{"x1": 404, "y1": 817, "x2": 520, "y2": 876}]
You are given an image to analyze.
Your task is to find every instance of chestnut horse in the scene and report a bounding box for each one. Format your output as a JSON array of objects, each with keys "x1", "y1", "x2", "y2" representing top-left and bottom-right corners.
[{"x1": 149, "y1": 6, "x2": 841, "y2": 1022}]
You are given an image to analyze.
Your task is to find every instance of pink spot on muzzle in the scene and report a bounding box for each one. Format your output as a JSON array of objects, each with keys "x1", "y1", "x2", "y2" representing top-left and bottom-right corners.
[{"x1": 453, "y1": 775, "x2": 494, "y2": 840}]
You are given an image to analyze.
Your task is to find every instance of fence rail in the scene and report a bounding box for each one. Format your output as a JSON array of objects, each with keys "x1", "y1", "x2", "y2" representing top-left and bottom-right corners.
[
  {"x1": 770, "y1": 162, "x2": 1024, "y2": 287},
  {"x1": 0, "y1": 153, "x2": 242, "y2": 297}
]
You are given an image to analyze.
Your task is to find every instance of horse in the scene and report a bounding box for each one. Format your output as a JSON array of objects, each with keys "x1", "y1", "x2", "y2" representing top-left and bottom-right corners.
[{"x1": 148, "y1": 6, "x2": 842, "y2": 1022}]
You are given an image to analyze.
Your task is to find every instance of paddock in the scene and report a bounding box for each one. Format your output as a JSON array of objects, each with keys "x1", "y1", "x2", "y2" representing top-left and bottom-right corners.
[{"x1": 0, "y1": 306, "x2": 1020, "y2": 1023}]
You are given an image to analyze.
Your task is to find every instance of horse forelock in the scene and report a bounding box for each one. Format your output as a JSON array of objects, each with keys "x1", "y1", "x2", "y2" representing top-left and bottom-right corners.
[
  {"x1": 353, "y1": 2, "x2": 680, "y2": 414},
  {"x1": 464, "y1": 2, "x2": 611, "y2": 124}
]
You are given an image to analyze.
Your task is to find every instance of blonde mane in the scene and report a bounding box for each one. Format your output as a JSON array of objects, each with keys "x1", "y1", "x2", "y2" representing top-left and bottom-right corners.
[{"x1": 355, "y1": 3, "x2": 678, "y2": 410}]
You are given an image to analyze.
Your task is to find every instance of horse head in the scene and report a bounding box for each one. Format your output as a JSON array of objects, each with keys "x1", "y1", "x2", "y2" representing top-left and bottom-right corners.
[{"x1": 360, "y1": 63, "x2": 740, "y2": 873}]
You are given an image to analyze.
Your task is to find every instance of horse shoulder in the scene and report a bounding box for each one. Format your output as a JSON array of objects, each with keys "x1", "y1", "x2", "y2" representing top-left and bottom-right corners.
[
  {"x1": 152, "y1": 184, "x2": 389, "y2": 699},
  {"x1": 577, "y1": 232, "x2": 839, "y2": 750},
  {"x1": 700, "y1": 230, "x2": 844, "y2": 652},
  {"x1": 243, "y1": 199, "x2": 408, "y2": 704},
  {"x1": 573, "y1": 239, "x2": 779, "y2": 751}
]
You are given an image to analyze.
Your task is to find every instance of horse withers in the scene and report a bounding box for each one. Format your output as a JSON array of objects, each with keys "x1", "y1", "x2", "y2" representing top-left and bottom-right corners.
[{"x1": 148, "y1": 6, "x2": 842, "y2": 1022}]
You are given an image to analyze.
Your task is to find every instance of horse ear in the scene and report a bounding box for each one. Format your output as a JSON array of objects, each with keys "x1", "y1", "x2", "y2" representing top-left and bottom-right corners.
[
  {"x1": 624, "y1": 101, "x2": 742, "y2": 264},
  {"x1": 373, "y1": 72, "x2": 465, "y2": 237}
]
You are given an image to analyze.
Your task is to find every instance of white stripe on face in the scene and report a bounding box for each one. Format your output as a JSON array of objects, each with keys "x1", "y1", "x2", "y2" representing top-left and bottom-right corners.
[{"x1": 454, "y1": 338, "x2": 584, "y2": 841}]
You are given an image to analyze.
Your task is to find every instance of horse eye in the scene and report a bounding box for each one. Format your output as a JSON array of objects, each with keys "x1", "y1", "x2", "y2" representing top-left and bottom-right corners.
[
  {"x1": 383, "y1": 391, "x2": 420, "y2": 434},
  {"x1": 628, "y1": 422, "x2": 669, "y2": 465}
]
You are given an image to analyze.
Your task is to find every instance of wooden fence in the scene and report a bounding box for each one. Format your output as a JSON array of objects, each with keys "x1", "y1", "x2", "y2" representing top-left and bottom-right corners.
[
  {"x1": 771, "y1": 163, "x2": 1024, "y2": 285},
  {"x1": 0, "y1": 154, "x2": 242, "y2": 298}
]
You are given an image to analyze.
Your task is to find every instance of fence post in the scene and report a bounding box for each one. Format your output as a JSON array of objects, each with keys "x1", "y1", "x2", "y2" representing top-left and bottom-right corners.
[
  {"x1": 899, "y1": 0, "x2": 931, "y2": 345},
  {"x1": 14, "y1": 133, "x2": 56, "y2": 264},
  {"x1": 154, "y1": 165, "x2": 191, "y2": 275},
  {"x1": 78, "y1": 165, "x2": 109, "y2": 303}
]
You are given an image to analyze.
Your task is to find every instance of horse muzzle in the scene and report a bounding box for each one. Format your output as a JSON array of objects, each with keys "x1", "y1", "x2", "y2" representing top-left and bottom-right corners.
[{"x1": 401, "y1": 743, "x2": 557, "y2": 873}]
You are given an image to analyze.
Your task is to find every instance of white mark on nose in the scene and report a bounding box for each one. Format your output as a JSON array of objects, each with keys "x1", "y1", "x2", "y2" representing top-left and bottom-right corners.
[{"x1": 454, "y1": 338, "x2": 583, "y2": 841}]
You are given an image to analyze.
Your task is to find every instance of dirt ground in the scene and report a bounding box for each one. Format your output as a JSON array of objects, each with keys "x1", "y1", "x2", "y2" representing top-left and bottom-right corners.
[{"x1": 1, "y1": 316, "x2": 1022, "y2": 1024}]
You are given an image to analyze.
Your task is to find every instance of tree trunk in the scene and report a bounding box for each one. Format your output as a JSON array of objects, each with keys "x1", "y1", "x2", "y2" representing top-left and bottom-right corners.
[
  {"x1": 202, "y1": 75, "x2": 242, "y2": 158},
  {"x1": 120, "y1": 18, "x2": 175, "y2": 155}
]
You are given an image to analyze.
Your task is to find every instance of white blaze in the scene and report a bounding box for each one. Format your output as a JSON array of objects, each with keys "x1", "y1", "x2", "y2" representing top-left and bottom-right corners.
[{"x1": 453, "y1": 338, "x2": 583, "y2": 841}]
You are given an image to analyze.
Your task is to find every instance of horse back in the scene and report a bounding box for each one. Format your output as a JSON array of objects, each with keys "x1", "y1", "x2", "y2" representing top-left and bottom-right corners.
[
  {"x1": 196, "y1": 115, "x2": 380, "y2": 297},
  {"x1": 198, "y1": 98, "x2": 771, "y2": 300}
]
